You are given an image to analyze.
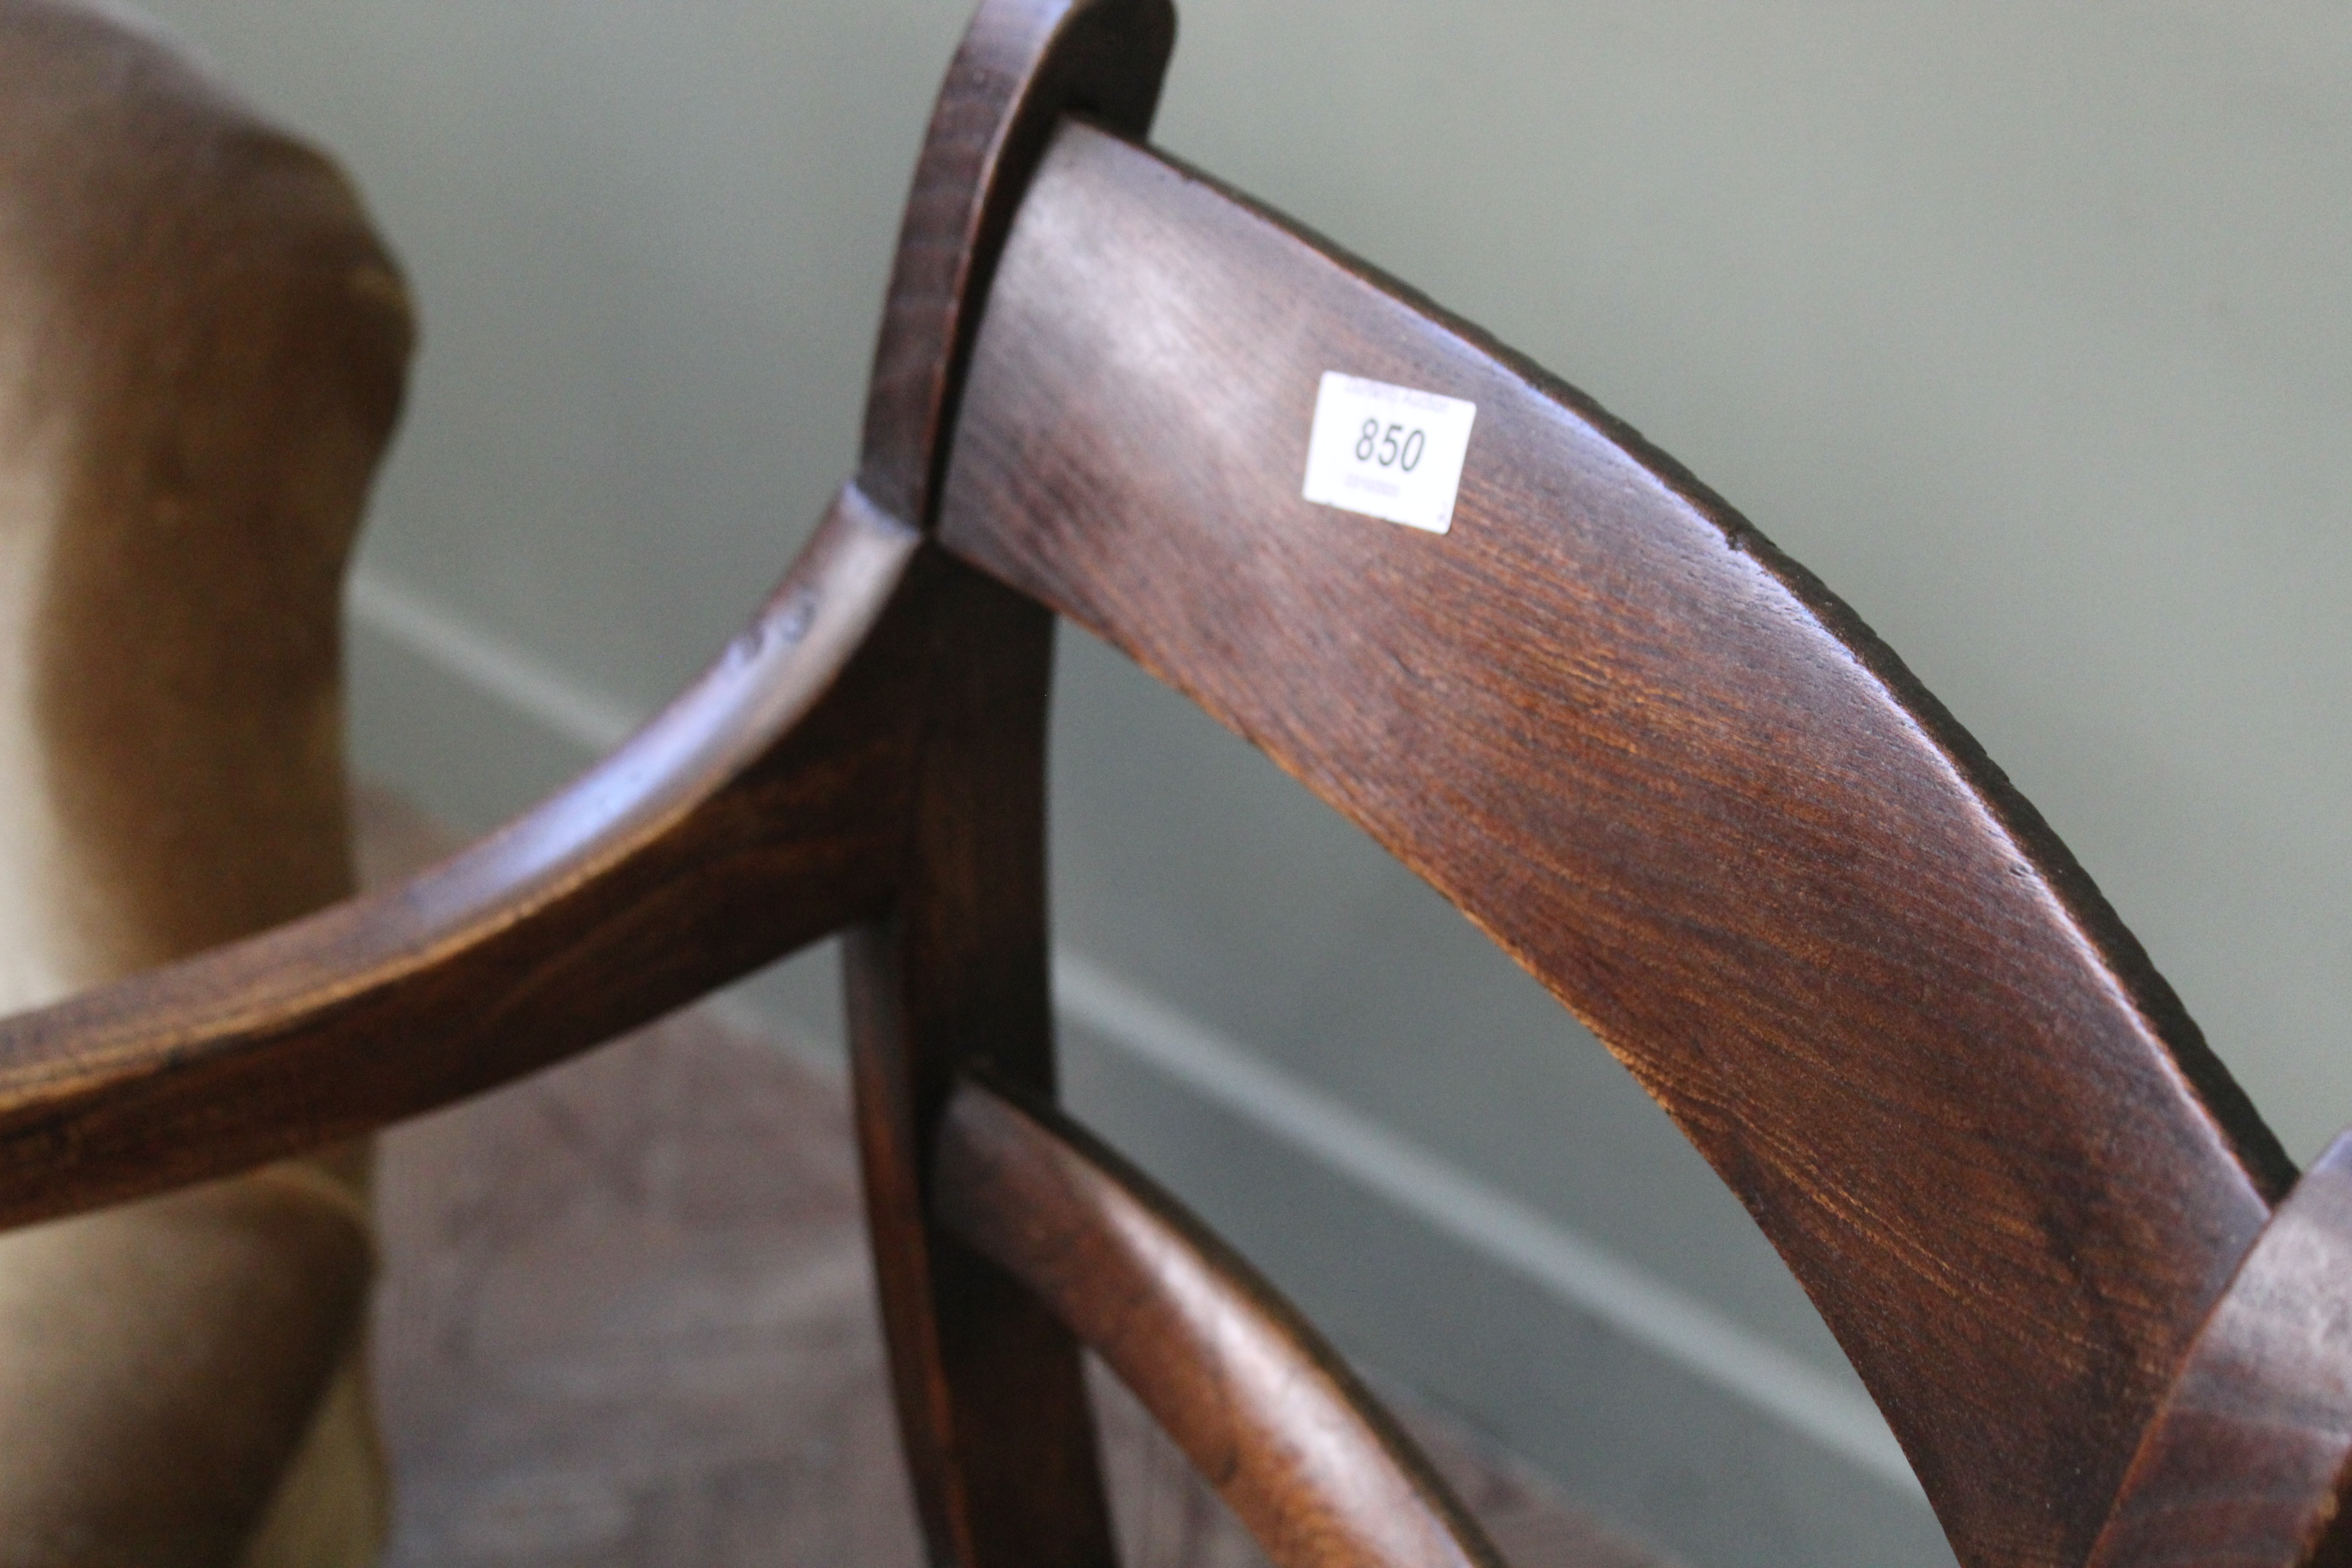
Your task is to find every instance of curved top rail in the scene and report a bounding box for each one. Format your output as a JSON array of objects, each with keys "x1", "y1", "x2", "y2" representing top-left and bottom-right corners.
[
  {"x1": 935, "y1": 119, "x2": 2294, "y2": 1568},
  {"x1": 0, "y1": 488, "x2": 919, "y2": 1230},
  {"x1": 858, "y1": 0, "x2": 1172, "y2": 531}
]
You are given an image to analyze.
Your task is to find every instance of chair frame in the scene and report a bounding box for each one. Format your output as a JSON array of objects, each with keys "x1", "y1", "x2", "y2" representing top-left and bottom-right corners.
[{"x1": 0, "y1": 3, "x2": 2344, "y2": 1565}]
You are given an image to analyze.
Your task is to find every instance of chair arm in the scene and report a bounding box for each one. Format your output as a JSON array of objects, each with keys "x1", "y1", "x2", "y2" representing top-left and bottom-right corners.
[{"x1": 0, "y1": 484, "x2": 919, "y2": 1232}]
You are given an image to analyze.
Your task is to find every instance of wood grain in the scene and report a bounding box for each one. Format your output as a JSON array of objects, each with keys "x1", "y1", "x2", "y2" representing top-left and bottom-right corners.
[
  {"x1": 2085, "y1": 1133, "x2": 2352, "y2": 1568},
  {"x1": 348, "y1": 786, "x2": 1664, "y2": 1568},
  {"x1": 936, "y1": 118, "x2": 2296, "y2": 1568},
  {"x1": 0, "y1": 483, "x2": 922, "y2": 1229},
  {"x1": 843, "y1": 8, "x2": 1175, "y2": 1568},
  {"x1": 844, "y1": 554, "x2": 1115, "y2": 1568},
  {"x1": 935, "y1": 1073, "x2": 1507, "y2": 1568},
  {"x1": 857, "y1": 0, "x2": 1173, "y2": 532},
  {"x1": 358, "y1": 781, "x2": 1661, "y2": 1568},
  {"x1": 372, "y1": 1004, "x2": 923, "y2": 1568}
]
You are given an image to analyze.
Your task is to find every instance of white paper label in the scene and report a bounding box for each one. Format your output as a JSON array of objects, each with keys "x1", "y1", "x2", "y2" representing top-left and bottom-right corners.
[{"x1": 1300, "y1": 372, "x2": 1477, "y2": 534}]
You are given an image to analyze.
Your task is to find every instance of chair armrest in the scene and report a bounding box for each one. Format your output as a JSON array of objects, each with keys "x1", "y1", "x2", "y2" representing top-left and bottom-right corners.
[{"x1": 0, "y1": 485, "x2": 917, "y2": 1230}]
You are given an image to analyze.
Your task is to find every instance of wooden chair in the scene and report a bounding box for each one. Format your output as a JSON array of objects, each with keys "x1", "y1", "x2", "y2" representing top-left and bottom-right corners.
[{"x1": 3, "y1": 1, "x2": 2343, "y2": 1564}]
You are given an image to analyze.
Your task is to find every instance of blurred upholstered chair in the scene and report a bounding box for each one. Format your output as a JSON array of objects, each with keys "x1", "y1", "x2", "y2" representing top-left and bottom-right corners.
[{"x1": 0, "y1": 3, "x2": 412, "y2": 1562}]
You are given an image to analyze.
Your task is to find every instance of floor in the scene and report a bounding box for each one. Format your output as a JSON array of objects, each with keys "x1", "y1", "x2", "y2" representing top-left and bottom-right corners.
[{"x1": 357, "y1": 794, "x2": 1667, "y2": 1568}]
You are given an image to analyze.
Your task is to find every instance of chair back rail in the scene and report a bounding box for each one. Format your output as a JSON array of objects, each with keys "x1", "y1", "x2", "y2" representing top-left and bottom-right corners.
[
  {"x1": 936, "y1": 1072, "x2": 1508, "y2": 1568},
  {"x1": 932, "y1": 117, "x2": 2296, "y2": 1568}
]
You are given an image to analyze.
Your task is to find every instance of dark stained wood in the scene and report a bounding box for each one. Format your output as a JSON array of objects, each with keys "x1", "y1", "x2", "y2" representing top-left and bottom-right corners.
[
  {"x1": 934, "y1": 1072, "x2": 1507, "y2": 1568},
  {"x1": 353, "y1": 778, "x2": 1667, "y2": 1568},
  {"x1": 843, "y1": 8, "x2": 1175, "y2": 1568},
  {"x1": 934, "y1": 119, "x2": 2299, "y2": 1568},
  {"x1": 0, "y1": 483, "x2": 925, "y2": 1229},
  {"x1": 359, "y1": 777, "x2": 1661, "y2": 1568},
  {"x1": 843, "y1": 558, "x2": 1115, "y2": 1568},
  {"x1": 2084, "y1": 1132, "x2": 2352, "y2": 1568},
  {"x1": 5, "y1": 3, "x2": 2345, "y2": 1564},
  {"x1": 858, "y1": 0, "x2": 1174, "y2": 532},
  {"x1": 1092, "y1": 1362, "x2": 1667, "y2": 1568}
]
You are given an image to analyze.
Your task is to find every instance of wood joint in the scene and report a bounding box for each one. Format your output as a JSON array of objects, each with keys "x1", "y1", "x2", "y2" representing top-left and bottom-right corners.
[{"x1": 2089, "y1": 1136, "x2": 2352, "y2": 1568}]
